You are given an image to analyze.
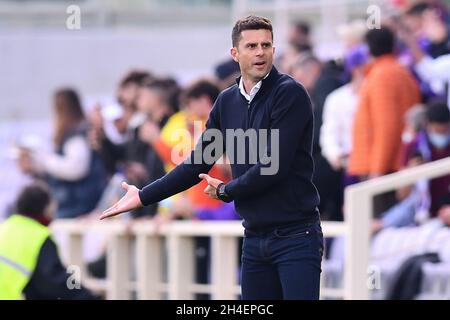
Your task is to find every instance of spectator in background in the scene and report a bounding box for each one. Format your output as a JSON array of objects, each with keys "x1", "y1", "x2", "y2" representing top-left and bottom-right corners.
[
  {"x1": 372, "y1": 103, "x2": 450, "y2": 231},
  {"x1": 320, "y1": 45, "x2": 368, "y2": 179},
  {"x1": 96, "y1": 78, "x2": 180, "y2": 219},
  {"x1": 291, "y1": 53, "x2": 345, "y2": 221},
  {"x1": 402, "y1": 1, "x2": 450, "y2": 59},
  {"x1": 139, "y1": 79, "x2": 235, "y2": 222},
  {"x1": 0, "y1": 183, "x2": 98, "y2": 299},
  {"x1": 401, "y1": 102, "x2": 450, "y2": 218},
  {"x1": 399, "y1": 7, "x2": 450, "y2": 108},
  {"x1": 277, "y1": 21, "x2": 313, "y2": 74},
  {"x1": 348, "y1": 26, "x2": 420, "y2": 217},
  {"x1": 17, "y1": 88, "x2": 107, "y2": 219},
  {"x1": 89, "y1": 70, "x2": 152, "y2": 176},
  {"x1": 371, "y1": 152, "x2": 430, "y2": 233},
  {"x1": 214, "y1": 59, "x2": 241, "y2": 90},
  {"x1": 117, "y1": 70, "x2": 154, "y2": 128},
  {"x1": 288, "y1": 21, "x2": 312, "y2": 53},
  {"x1": 397, "y1": 3, "x2": 450, "y2": 106},
  {"x1": 337, "y1": 19, "x2": 368, "y2": 50}
]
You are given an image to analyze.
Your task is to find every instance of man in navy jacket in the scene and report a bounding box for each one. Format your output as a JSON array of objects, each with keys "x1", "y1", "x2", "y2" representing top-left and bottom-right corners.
[{"x1": 100, "y1": 15, "x2": 323, "y2": 300}]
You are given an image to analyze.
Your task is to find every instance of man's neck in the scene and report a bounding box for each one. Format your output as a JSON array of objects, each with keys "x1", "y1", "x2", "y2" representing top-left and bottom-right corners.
[
  {"x1": 242, "y1": 77, "x2": 260, "y2": 94},
  {"x1": 242, "y1": 70, "x2": 271, "y2": 94}
]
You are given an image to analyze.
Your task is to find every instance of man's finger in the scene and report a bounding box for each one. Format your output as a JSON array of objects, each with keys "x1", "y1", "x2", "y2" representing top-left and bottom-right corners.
[
  {"x1": 100, "y1": 203, "x2": 120, "y2": 220},
  {"x1": 204, "y1": 185, "x2": 214, "y2": 194},
  {"x1": 199, "y1": 173, "x2": 211, "y2": 184},
  {"x1": 100, "y1": 210, "x2": 116, "y2": 220}
]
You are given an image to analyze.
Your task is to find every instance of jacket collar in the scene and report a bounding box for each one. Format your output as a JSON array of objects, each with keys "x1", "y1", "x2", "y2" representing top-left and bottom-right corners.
[{"x1": 235, "y1": 66, "x2": 280, "y2": 100}]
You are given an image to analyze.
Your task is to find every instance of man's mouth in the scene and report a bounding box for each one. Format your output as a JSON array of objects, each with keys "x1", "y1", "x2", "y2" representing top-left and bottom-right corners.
[{"x1": 254, "y1": 61, "x2": 266, "y2": 68}]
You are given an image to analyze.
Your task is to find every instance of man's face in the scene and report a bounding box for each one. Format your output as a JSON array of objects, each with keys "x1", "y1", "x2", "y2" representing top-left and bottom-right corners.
[{"x1": 231, "y1": 29, "x2": 275, "y2": 82}]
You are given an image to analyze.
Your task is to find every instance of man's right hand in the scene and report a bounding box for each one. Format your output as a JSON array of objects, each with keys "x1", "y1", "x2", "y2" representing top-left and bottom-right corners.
[{"x1": 100, "y1": 182, "x2": 143, "y2": 220}]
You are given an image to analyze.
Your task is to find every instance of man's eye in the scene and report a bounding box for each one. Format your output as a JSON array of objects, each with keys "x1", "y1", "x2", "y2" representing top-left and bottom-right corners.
[{"x1": 247, "y1": 44, "x2": 256, "y2": 48}]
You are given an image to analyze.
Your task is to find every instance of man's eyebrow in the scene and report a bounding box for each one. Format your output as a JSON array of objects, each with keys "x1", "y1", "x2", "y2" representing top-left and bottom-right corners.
[{"x1": 244, "y1": 41, "x2": 272, "y2": 46}]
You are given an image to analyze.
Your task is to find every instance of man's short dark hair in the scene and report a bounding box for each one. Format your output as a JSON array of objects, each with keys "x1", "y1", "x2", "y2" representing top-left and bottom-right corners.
[
  {"x1": 184, "y1": 79, "x2": 220, "y2": 104},
  {"x1": 426, "y1": 102, "x2": 450, "y2": 123},
  {"x1": 232, "y1": 15, "x2": 273, "y2": 47},
  {"x1": 16, "y1": 183, "x2": 51, "y2": 216},
  {"x1": 119, "y1": 70, "x2": 152, "y2": 88},
  {"x1": 365, "y1": 27, "x2": 395, "y2": 57}
]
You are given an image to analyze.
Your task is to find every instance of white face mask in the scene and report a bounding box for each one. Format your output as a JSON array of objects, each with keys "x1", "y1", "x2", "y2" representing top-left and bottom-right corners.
[
  {"x1": 401, "y1": 131, "x2": 415, "y2": 144},
  {"x1": 128, "y1": 112, "x2": 147, "y2": 129},
  {"x1": 428, "y1": 132, "x2": 450, "y2": 149}
]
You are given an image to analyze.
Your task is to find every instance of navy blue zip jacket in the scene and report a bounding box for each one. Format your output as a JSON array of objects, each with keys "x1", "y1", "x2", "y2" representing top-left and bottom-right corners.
[{"x1": 139, "y1": 66, "x2": 320, "y2": 230}]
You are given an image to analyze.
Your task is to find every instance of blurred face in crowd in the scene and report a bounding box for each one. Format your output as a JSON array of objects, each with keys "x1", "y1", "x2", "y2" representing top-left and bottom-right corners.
[
  {"x1": 137, "y1": 87, "x2": 165, "y2": 120},
  {"x1": 288, "y1": 25, "x2": 310, "y2": 52},
  {"x1": 231, "y1": 29, "x2": 275, "y2": 84},
  {"x1": 427, "y1": 122, "x2": 450, "y2": 149},
  {"x1": 117, "y1": 83, "x2": 140, "y2": 111},
  {"x1": 186, "y1": 95, "x2": 212, "y2": 120},
  {"x1": 403, "y1": 13, "x2": 423, "y2": 34},
  {"x1": 291, "y1": 61, "x2": 321, "y2": 91}
]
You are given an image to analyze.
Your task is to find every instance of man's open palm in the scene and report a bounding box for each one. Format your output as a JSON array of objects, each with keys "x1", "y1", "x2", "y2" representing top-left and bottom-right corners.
[{"x1": 100, "y1": 182, "x2": 143, "y2": 220}]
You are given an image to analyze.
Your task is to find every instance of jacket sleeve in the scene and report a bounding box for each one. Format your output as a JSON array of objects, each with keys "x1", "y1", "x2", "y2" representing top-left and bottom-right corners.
[
  {"x1": 225, "y1": 82, "x2": 313, "y2": 200},
  {"x1": 23, "y1": 237, "x2": 99, "y2": 300}
]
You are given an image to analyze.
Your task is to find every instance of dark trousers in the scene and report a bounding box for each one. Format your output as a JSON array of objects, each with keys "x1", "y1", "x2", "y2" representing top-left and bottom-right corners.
[{"x1": 241, "y1": 221, "x2": 324, "y2": 300}]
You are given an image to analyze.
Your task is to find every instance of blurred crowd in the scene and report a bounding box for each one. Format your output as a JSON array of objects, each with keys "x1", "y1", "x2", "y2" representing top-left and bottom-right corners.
[{"x1": 2, "y1": 0, "x2": 450, "y2": 299}]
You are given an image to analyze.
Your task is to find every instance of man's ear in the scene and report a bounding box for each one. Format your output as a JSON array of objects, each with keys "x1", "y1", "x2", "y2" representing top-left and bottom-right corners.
[{"x1": 230, "y1": 47, "x2": 239, "y2": 63}]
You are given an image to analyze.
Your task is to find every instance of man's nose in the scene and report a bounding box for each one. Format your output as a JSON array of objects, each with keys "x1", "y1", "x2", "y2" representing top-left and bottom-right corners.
[{"x1": 256, "y1": 45, "x2": 264, "y2": 56}]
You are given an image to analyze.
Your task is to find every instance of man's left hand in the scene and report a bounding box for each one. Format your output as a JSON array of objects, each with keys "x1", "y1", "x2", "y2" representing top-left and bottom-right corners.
[{"x1": 199, "y1": 173, "x2": 223, "y2": 200}]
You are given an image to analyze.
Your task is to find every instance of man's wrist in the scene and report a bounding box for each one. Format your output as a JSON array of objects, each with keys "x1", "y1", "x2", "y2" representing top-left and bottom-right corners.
[{"x1": 216, "y1": 183, "x2": 233, "y2": 203}]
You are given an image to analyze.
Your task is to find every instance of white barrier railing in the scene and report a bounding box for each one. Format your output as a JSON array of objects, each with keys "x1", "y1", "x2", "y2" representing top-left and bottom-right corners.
[
  {"x1": 343, "y1": 156, "x2": 450, "y2": 300},
  {"x1": 50, "y1": 156, "x2": 450, "y2": 300},
  {"x1": 51, "y1": 219, "x2": 351, "y2": 299}
]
